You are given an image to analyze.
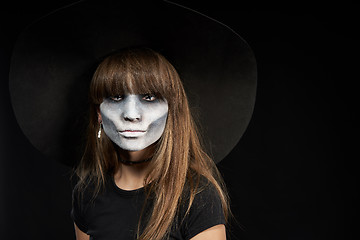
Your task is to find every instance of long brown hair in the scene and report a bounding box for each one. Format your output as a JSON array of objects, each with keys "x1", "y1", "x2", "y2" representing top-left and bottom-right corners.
[{"x1": 74, "y1": 47, "x2": 230, "y2": 239}]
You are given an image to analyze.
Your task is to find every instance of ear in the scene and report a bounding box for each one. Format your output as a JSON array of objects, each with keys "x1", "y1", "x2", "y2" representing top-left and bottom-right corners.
[{"x1": 97, "y1": 108, "x2": 102, "y2": 123}]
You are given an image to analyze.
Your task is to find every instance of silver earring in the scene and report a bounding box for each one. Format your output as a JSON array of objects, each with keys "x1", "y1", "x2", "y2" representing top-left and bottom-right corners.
[{"x1": 97, "y1": 123, "x2": 102, "y2": 139}]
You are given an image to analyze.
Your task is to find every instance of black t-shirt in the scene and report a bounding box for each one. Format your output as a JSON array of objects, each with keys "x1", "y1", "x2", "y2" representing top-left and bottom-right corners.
[{"x1": 71, "y1": 175, "x2": 225, "y2": 240}]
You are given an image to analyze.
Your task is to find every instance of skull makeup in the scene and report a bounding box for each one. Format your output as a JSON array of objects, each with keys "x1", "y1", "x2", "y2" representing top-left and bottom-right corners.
[{"x1": 99, "y1": 93, "x2": 168, "y2": 151}]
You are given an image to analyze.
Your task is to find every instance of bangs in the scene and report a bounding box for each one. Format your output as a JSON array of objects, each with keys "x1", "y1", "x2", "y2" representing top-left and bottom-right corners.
[{"x1": 90, "y1": 48, "x2": 174, "y2": 104}]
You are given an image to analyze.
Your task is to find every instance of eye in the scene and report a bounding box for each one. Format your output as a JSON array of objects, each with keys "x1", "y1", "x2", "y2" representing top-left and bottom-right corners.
[
  {"x1": 142, "y1": 94, "x2": 156, "y2": 102},
  {"x1": 109, "y1": 95, "x2": 123, "y2": 102}
]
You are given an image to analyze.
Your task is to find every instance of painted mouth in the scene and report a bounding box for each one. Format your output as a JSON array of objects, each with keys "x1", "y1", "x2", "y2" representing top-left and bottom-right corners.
[
  {"x1": 120, "y1": 130, "x2": 146, "y2": 132},
  {"x1": 118, "y1": 130, "x2": 146, "y2": 137}
]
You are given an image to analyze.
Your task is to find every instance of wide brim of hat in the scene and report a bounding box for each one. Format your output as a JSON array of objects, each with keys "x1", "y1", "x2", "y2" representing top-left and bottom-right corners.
[{"x1": 9, "y1": 0, "x2": 257, "y2": 166}]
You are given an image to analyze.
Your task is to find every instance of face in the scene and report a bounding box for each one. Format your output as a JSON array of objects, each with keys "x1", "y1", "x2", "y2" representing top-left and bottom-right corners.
[{"x1": 99, "y1": 93, "x2": 168, "y2": 151}]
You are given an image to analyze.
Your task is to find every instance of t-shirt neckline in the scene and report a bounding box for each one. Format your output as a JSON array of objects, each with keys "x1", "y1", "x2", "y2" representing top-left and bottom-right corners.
[{"x1": 110, "y1": 175, "x2": 145, "y2": 197}]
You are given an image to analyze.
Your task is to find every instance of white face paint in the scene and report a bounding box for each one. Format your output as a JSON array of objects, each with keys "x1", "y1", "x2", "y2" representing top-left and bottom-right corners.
[{"x1": 99, "y1": 93, "x2": 168, "y2": 151}]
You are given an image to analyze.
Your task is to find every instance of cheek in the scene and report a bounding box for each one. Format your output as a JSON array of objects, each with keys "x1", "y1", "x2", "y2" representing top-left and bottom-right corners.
[
  {"x1": 101, "y1": 113, "x2": 117, "y2": 127},
  {"x1": 100, "y1": 104, "x2": 120, "y2": 123},
  {"x1": 147, "y1": 111, "x2": 168, "y2": 135},
  {"x1": 144, "y1": 104, "x2": 168, "y2": 122}
]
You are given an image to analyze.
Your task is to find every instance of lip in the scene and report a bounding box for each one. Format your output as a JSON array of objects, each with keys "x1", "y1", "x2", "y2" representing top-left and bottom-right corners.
[
  {"x1": 119, "y1": 130, "x2": 146, "y2": 132},
  {"x1": 118, "y1": 130, "x2": 146, "y2": 137}
]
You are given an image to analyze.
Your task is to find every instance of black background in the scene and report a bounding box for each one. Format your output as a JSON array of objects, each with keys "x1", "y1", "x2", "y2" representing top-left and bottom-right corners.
[{"x1": 0, "y1": 1, "x2": 357, "y2": 240}]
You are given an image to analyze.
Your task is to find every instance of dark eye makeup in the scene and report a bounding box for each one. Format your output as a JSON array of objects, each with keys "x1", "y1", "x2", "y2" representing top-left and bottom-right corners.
[
  {"x1": 142, "y1": 94, "x2": 157, "y2": 102},
  {"x1": 107, "y1": 93, "x2": 161, "y2": 102},
  {"x1": 109, "y1": 95, "x2": 123, "y2": 101}
]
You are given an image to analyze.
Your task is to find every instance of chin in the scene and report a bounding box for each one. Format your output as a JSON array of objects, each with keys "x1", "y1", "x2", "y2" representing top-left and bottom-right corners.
[
  {"x1": 118, "y1": 142, "x2": 148, "y2": 152},
  {"x1": 115, "y1": 136, "x2": 160, "y2": 152}
]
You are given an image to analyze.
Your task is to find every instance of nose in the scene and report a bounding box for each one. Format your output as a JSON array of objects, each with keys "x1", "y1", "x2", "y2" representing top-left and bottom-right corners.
[{"x1": 122, "y1": 96, "x2": 141, "y2": 122}]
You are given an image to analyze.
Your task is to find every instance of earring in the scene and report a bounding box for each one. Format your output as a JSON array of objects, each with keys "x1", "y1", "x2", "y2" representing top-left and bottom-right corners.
[{"x1": 97, "y1": 123, "x2": 102, "y2": 139}]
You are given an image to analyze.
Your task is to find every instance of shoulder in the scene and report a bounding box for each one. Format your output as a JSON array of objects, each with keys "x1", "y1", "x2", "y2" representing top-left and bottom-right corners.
[
  {"x1": 72, "y1": 178, "x2": 98, "y2": 206},
  {"x1": 71, "y1": 176, "x2": 109, "y2": 233},
  {"x1": 71, "y1": 181, "x2": 93, "y2": 234},
  {"x1": 191, "y1": 178, "x2": 222, "y2": 208},
  {"x1": 179, "y1": 176, "x2": 226, "y2": 239},
  {"x1": 183, "y1": 175, "x2": 223, "y2": 207},
  {"x1": 72, "y1": 174, "x2": 112, "y2": 202}
]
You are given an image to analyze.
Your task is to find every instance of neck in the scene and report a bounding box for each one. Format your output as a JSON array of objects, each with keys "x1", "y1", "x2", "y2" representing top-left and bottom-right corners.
[
  {"x1": 117, "y1": 146, "x2": 155, "y2": 163},
  {"x1": 114, "y1": 146, "x2": 155, "y2": 191}
]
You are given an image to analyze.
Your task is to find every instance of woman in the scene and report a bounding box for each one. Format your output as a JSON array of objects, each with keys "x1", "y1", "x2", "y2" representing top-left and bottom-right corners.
[{"x1": 71, "y1": 47, "x2": 230, "y2": 240}]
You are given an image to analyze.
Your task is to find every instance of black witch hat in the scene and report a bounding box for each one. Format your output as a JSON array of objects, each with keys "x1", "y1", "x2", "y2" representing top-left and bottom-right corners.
[{"x1": 9, "y1": 0, "x2": 257, "y2": 166}]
